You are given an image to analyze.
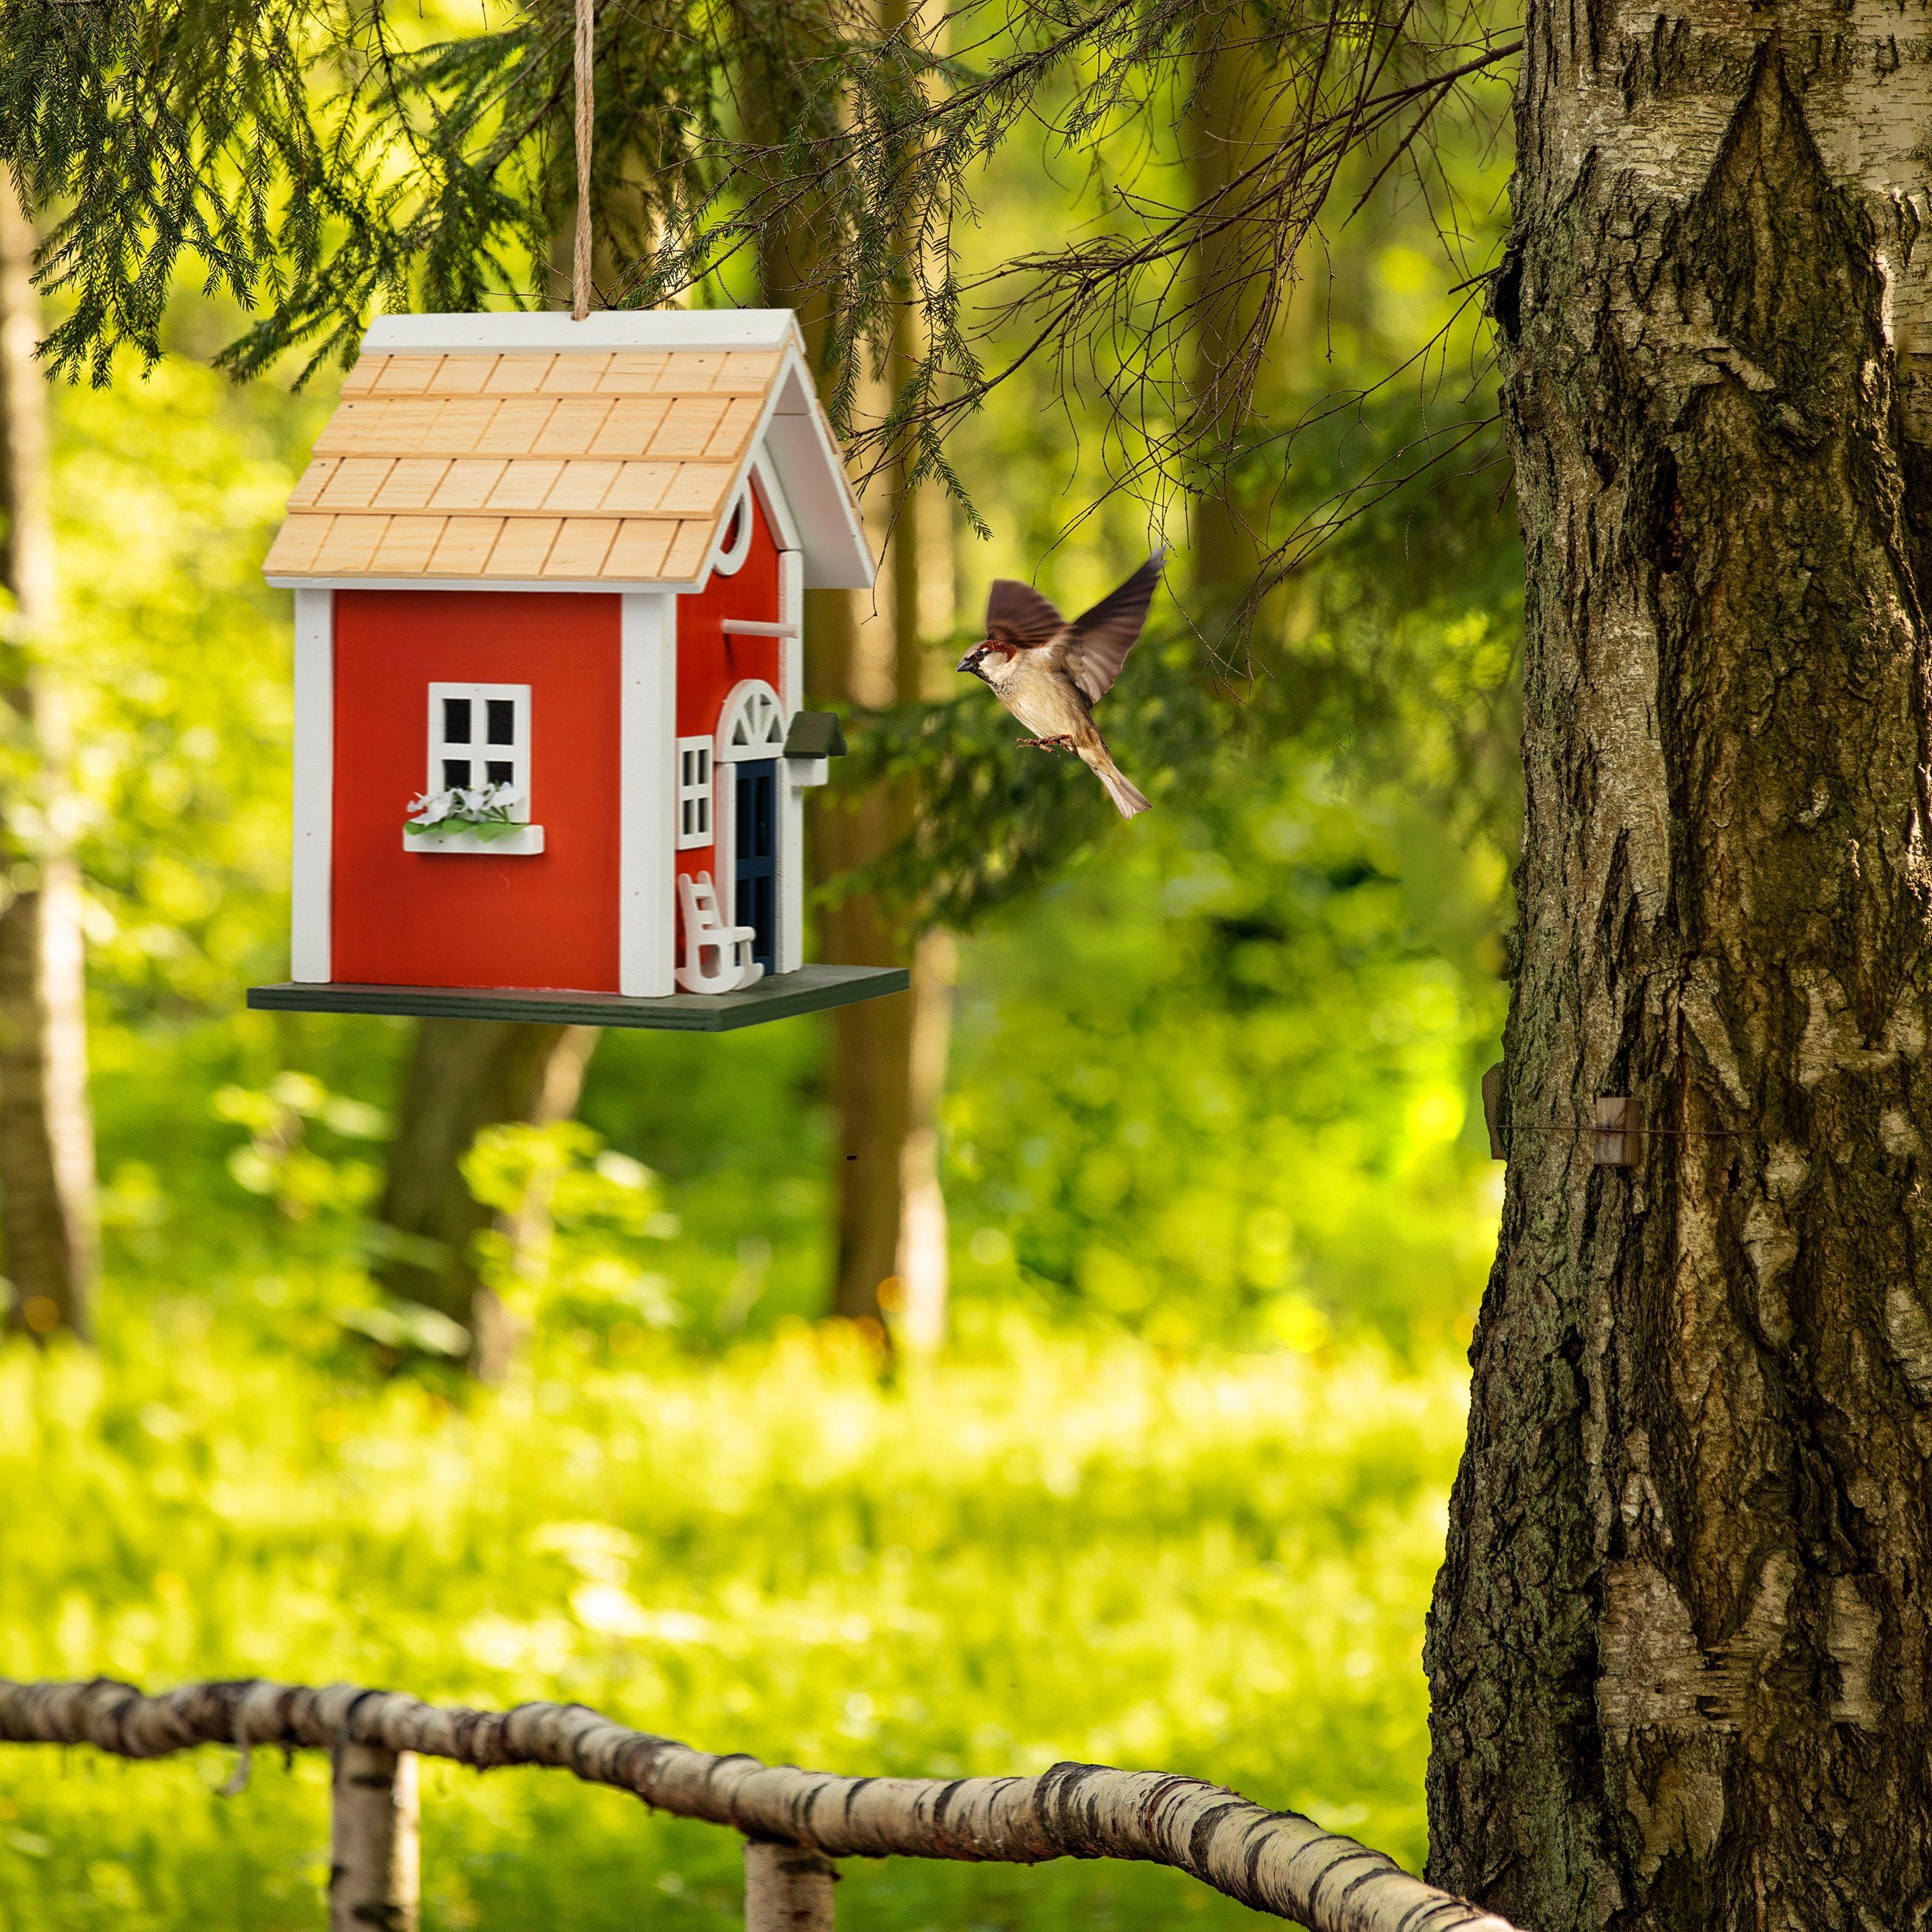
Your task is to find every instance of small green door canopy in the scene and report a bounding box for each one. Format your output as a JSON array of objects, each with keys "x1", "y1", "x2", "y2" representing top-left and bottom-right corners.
[{"x1": 782, "y1": 711, "x2": 848, "y2": 759}]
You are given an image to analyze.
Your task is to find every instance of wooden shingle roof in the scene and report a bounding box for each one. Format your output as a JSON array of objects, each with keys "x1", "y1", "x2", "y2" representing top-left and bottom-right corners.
[{"x1": 263, "y1": 313, "x2": 875, "y2": 592}]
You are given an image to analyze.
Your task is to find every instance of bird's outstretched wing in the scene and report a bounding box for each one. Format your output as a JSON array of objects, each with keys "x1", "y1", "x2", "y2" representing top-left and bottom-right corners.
[
  {"x1": 1051, "y1": 550, "x2": 1166, "y2": 706},
  {"x1": 985, "y1": 578, "x2": 1066, "y2": 647}
]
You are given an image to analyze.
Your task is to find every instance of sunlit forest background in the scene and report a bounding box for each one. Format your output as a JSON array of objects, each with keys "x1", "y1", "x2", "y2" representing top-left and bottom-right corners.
[{"x1": 0, "y1": 4, "x2": 1518, "y2": 1924}]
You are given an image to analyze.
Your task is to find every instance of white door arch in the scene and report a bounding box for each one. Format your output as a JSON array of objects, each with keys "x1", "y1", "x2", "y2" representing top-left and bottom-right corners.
[
  {"x1": 716, "y1": 678, "x2": 787, "y2": 763},
  {"x1": 714, "y1": 677, "x2": 789, "y2": 960}
]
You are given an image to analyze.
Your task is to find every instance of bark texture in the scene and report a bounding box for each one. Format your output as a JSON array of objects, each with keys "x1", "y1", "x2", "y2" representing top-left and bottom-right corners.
[
  {"x1": 1186, "y1": 9, "x2": 1281, "y2": 611},
  {"x1": 330, "y1": 1743, "x2": 420, "y2": 1932},
  {"x1": 0, "y1": 174, "x2": 95, "y2": 1341},
  {"x1": 374, "y1": 1020, "x2": 598, "y2": 1374},
  {"x1": 750, "y1": 17, "x2": 952, "y2": 1334},
  {"x1": 1429, "y1": 21, "x2": 1932, "y2": 1930},
  {"x1": 745, "y1": 1840, "x2": 838, "y2": 1932},
  {"x1": 0, "y1": 1676, "x2": 1517, "y2": 1932}
]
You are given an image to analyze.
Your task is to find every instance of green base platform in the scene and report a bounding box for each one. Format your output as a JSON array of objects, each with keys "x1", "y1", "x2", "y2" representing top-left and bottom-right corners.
[{"x1": 248, "y1": 964, "x2": 909, "y2": 1032}]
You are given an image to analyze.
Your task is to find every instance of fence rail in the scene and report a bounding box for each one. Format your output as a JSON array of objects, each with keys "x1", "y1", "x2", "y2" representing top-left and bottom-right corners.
[{"x1": 0, "y1": 1677, "x2": 1518, "y2": 1932}]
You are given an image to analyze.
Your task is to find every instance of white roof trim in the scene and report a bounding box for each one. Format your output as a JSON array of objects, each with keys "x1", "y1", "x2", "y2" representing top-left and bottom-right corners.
[
  {"x1": 266, "y1": 575, "x2": 706, "y2": 596},
  {"x1": 749, "y1": 451, "x2": 802, "y2": 552},
  {"x1": 361, "y1": 310, "x2": 806, "y2": 355},
  {"x1": 685, "y1": 346, "x2": 873, "y2": 593},
  {"x1": 755, "y1": 352, "x2": 874, "y2": 590}
]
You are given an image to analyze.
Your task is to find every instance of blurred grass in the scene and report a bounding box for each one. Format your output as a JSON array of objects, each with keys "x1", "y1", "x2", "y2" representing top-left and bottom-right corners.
[{"x1": 0, "y1": 1312, "x2": 1463, "y2": 1930}]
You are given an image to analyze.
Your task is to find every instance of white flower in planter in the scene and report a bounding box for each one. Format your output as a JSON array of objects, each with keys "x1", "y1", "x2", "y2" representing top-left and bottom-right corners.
[
  {"x1": 406, "y1": 782, "x2": 524, "y2": 837},
  {"x1": 407, "y1": 789, "x2": 457, "y2": 826}
]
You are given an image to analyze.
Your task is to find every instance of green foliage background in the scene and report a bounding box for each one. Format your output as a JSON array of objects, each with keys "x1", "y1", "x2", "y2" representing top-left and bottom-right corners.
[{"x1": 0, "y1": 17, "x2": 1519, "y2": 1924}]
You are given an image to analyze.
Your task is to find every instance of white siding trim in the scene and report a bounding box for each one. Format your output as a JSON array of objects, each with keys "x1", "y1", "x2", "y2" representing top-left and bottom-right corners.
[
  {"x1": 620, "y1": 593, "x2": 678, "y2": 997},
  {"x1": 291, "y1": 589, "x2": 334, "y2": 983},
  {"x1": 777, "y1": 549, "x2": 807, "y2": 974}
]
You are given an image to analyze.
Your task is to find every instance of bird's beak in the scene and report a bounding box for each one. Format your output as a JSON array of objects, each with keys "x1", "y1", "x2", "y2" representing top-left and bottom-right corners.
[{"x1": 956, "y1": 647, "x2": 983, "y2": 675}]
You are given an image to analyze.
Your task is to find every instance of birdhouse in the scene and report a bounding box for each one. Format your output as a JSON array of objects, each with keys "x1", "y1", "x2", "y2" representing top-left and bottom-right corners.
[{"x1": 246, "y1": 311, "x2": 906, "y2": 1032}]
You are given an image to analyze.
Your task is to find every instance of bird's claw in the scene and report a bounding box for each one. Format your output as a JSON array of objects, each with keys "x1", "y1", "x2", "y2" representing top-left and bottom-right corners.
[{"x1": 1017, "y1": 735, "x2": 1074, "y2": 752}]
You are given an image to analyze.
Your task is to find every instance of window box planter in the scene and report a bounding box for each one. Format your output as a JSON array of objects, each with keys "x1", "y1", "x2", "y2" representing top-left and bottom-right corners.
[{"x1": 402, "y1": 823, "x2": 546, "y2": 856}]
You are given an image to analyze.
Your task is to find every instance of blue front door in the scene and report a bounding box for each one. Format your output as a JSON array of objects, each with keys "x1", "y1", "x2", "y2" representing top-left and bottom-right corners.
[{"x1": 734, "y1": 759, "x2": 777, "y2": 974}]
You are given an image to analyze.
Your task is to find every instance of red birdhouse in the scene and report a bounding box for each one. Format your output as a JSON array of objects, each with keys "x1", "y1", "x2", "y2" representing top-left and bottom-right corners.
[{"x1": 247, "y1": 312, "x2": 904, "y2": 1032}]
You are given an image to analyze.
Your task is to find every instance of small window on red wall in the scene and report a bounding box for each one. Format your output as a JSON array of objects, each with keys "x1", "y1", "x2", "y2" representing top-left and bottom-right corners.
[
  {"x1": 428, "y1": 681, "x2": 531, "y2": 814},
  {"x1": 676, "y1": 736, "x2": 713, "y2": 849}
]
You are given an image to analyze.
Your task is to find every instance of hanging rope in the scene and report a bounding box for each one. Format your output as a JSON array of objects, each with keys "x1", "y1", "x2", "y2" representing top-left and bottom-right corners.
[{"x1": 572, "y1": 0, "x2": 594, "y2": 320}]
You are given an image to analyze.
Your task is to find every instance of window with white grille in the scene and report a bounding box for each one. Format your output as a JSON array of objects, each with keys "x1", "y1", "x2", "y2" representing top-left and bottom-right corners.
[
  {"x1": 676, "y1": 736, "x2": 713, "y2": 848},
  {"x1": 427, "y1": 682, "x2": 531, "y2": 814},
  {"x1": 719, "y1": 681, "x2": 787, "y2": 761}
]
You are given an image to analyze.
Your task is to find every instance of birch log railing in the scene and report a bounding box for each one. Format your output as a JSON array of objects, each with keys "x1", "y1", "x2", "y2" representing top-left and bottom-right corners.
[{"x1": 0, "y1": 1678, "x2": 1520, "y2": 1932}]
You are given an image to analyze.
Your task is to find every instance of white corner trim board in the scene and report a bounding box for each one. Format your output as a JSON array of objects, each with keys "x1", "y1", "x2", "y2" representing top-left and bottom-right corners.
[
  {"x1": 620, "y1": 593, "x2": 678, "y2": 998},
  {"x1": 291, "y1": 589, "x2": 334, "y2": 983},
  {"x1": 777, "y1": 547, "x2": 805, "y2": 975}
]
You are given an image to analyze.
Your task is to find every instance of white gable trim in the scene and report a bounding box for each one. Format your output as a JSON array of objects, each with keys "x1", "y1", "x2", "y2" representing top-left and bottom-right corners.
[
  {"x1": 750, "y1": 451, "x2": 801, "y2": 552},
  {"x1": 762, "y1": 355, "x2": 874, "y2": 590},
  {"x1": 362, "y1": 310, "x2": 805, "y2": 355},
  {"x1": 686, "y1": 346, "x2": 872, "y2": 594}
]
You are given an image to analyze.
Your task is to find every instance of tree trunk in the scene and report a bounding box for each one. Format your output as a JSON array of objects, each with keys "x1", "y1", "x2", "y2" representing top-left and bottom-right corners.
[
  {"x1": 373, "y1": 1020, "x2": 597, "y2": 1376},
  {"x1": 894, "y1": 929, "x2": 955, "y2": 1353},
  {"x1": 1428, "y1": 28, "x2": 1932, "y2": 1930},
  {"x1": 823, "y1": 239, "x2": 957, "y2": 1335},
  {"x1": 1186, "y1": 13, "x2": 1293, "y2": 658},
  {"x1": 809, "y1": 565, "x2": 910, "y2": 1325},
  {"x1": 748, "y1": 0, "x2": 953, "y2": 1334},
  {"x1": 743, "y1": 1841, "x2": 837, "y2": 1932},
  {"x1": 0, "y1": 175, "x2": 95, "y2": 1343}
]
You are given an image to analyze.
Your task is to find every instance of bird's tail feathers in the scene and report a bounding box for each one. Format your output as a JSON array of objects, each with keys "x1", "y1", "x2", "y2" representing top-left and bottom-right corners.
[{"x1": 1096, "y1": 760, "x2": 1151, "y2": 820}]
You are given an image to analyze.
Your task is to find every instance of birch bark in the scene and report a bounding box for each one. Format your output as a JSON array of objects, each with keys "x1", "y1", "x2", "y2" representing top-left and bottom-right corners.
[
  {"x1": 0, "y1": 174, "x2": 95, "y2": 1341},
  {"x1": 1428, "y1": 12, "x2": 1932, "y2": 1927}
]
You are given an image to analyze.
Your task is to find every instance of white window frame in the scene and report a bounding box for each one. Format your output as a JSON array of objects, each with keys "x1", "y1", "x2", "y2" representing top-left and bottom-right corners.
[
  {"x1": 427, "y1": 681, "x2": 533, "y2": 812},
  {"x1": 716, "y1": 678, "x2": 787, "y2": 764},
  {"x1": 675, "y1": 735, "x2": 714, "y2": 850},
  {"x1": 407, "y1": 681, "x2": 543, "y2": 856}
]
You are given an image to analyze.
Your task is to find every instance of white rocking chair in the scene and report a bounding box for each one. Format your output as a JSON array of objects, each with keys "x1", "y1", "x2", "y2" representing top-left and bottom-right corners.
[{"x1": 675, "y1": 871, "x2": 764, "y2": 995}]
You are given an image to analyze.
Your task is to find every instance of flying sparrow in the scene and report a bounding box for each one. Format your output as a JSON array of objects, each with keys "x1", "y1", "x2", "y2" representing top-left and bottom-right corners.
[{"x1": 955, "y1": 550, "x2": 1164, "y2": 820}]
